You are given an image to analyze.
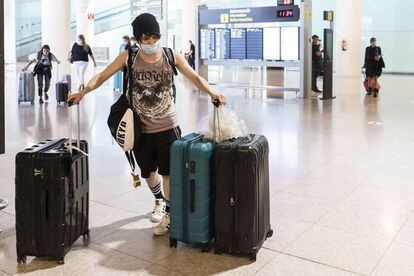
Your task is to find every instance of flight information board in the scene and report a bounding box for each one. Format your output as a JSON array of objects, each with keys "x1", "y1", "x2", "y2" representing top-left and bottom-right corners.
[
  {"x1": 230, "y1": 29, "x2": 246, "y2": 59},
  {"x1": 215, "y1": 29, "x2": 230, "y2": 59},
  {"x1": 200, "y1": 27, "x2": 299, "y2": 61},
  {"x1": 200, "y1": 29, "x2": 215, "y2": 59},
  {"x1": 246, "y1": 28, "x2": 263, "y2": 60}
]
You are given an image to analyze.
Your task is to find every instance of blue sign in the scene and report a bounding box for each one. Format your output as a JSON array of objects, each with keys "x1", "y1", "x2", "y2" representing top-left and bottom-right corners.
[{"x1": 199, "y1": 5, "x2": 300, "y2": 25}]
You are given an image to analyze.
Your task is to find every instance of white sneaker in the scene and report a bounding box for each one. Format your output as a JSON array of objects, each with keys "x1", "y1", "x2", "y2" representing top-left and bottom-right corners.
[
  {"x1": 151, "y1": 199, "x2": 166, "y2": 223},
  {"x1": 153, "y1": 212, "x2": 170, "y2": 236}
]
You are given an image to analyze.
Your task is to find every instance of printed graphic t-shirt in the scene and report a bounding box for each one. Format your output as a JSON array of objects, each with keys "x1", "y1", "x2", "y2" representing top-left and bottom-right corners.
[{"x1": 130, "y1": 52, "x2": 178, "y2": 133}]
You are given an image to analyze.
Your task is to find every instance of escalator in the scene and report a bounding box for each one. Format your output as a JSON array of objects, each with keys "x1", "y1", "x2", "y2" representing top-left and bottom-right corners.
[{"x1": 16, "y1": 3, "x2": 130, "y2": 61}]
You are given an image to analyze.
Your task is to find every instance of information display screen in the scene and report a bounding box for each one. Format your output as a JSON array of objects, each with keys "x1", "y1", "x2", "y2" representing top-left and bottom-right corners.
[
  {"x1": 280, "y1": 27, "x2": 299, "y2": 61},
  {"x1": 200, "y1": 27, "x2": 299, "y2": 61},
  {"x1": 246, "y1": 28, "x2": 263, "y2": 60},
  {"x1": 200, "y1": 29, "x2": 215, "y2": 59},
  {"x1": 263, "y1": 28, "x2": 281, "y2": 60},
  {"x1": 277, "y1": 0, "x2": 294, "y2": 5},
  {"x1": 277, "y1": 10, "x2": 295, "y2": 18},
  {"x1": 230, "y1": 29, "x2": 246, "y2": 59},
  {"x1": 215, "y1": 29, "x2": 230, "y2": 59}
]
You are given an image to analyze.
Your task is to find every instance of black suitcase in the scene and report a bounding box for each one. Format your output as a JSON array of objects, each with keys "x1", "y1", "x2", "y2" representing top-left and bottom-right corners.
[
  {"x1": 56, "y1": 82, "x2": 69, "y2": 104},
  {"x1": 214, "y1": 134, "x2": 273, "y2": 261},
  {"x1": 15, "y1": 105, "x2": 89, "y2": 264}
]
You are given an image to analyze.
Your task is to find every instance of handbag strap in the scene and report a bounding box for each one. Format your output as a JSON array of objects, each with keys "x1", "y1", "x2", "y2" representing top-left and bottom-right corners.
[{"x1": 127, "y1": 47, "x2": 137, "y2": 106}]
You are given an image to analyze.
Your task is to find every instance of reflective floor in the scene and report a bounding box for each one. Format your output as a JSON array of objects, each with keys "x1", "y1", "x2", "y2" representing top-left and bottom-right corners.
[{"x1": 1, "y1": 65, "x2": 414, "y2": 275}]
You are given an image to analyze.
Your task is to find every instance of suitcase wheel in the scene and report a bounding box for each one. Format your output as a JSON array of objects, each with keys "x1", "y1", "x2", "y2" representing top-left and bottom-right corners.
[
  {"x1": 169, "y1": 238, "x2": 177, "y2": 248},
  {"x1": 266, "y1": 229, "x2": 274, "y2": 238},
  {"x1": 83, "y1": 230, "x2": 91, "y2": 242},
  {"x1": 249, "y1": 253, "x2": 257, "y2": 261},
  {"x1": 201, "y1": 243, "x2": 210, "y2": 253},
  {"x1": 17, "y1": 255, "x2": 27, "y2": 264},
  {"x1": 57, "y1": 258, "x2": 65, "y2": 265}
]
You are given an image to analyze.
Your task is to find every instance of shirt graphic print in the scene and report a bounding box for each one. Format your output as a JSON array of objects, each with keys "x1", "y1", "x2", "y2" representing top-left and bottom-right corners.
[{"x1": 130, "y1": 52, "x2": 178, "y2": 133}]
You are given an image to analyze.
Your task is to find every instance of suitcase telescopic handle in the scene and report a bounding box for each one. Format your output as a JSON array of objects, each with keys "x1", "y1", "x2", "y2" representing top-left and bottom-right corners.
[
  {"x1": 67, "y1": 99, "x2": 81, "y2": 154},
  {"x1": 212, "y1": 100, "x2": 221, "y2": 143}
]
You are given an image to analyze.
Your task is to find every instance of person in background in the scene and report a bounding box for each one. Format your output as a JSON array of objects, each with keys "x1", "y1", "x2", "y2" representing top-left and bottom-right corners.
[
  {"x1": 311, "y1": 35, "x2": 323, "y2": 93},
  {"x1": 121, "y1": 35, "x2": 130, "y2": 53},
  {"x1": 68, "y1": 13, "x2": 225, "y2": 236},
  {"x1": 23, "y1": 45, "x2": 60, "y2": 104},
  {"x1": 69, "y1": 34, "x2": 97, "y2": 91},
  {"x1": 186, "y1": 40, "x2": 196, "y2": 69},
  {"x1": 114, "y1": 35, "x2": 130, "y2": 92},
  {"x1": 363, "y1": 37, "x2": 385, "y2": 97}
]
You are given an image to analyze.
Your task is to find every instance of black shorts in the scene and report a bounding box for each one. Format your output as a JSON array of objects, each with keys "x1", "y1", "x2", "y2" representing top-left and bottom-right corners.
[{"x1": 134, "y1": 127, "x2": 181, "y2": 179}]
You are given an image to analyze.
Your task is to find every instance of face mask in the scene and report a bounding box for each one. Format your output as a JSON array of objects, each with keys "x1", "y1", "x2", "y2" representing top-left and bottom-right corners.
[
  {"x1": 123, "y1": 40, "x2": 129, "y2": 44},
  {"x1": 371, "y1": 42, "x2": 376, "y2": 47},
  {"x1": 141, "y1": 40, "x2": 161, "y2": 55},
  {"x1": 77, "y1": 40, "x2": 83, "y2": 45},
  {"x1": 130, "y1": 40, "x2": 137, "y2": 46}
]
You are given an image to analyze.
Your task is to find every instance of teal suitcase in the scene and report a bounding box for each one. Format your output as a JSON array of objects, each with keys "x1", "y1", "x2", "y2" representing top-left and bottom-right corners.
[{"x1": 169, "y1": 133, "x2": 214, "y2": 251}]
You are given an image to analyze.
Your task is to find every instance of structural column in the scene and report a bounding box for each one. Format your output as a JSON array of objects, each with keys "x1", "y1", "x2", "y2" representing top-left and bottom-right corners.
[
  {"x1": 299, "y1": 0, "x2": 312, "y2": 98},
  {"x1": 335, "y1": 0, "x2": 361, "y2": 77},
  {"x1": 76, "y1": 0, "x2": 95, "y2": 45},
  {"x1": 181, "y1": 0, "x2": 198, "y2": 52},
  {"x1": 42, "y1": 0, "x2": 71, "y2": 75},
  {"x1": 4, "y1": 0, "x2": 16, "y2": 69}
]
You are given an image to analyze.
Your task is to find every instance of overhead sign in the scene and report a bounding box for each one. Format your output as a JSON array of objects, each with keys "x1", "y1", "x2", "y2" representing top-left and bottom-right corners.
[
  {"x1": 199, "y1": 5, "x2": 300, "y2": 25},
  {"x1": 130, "y1": 0, "x2": 163, "y2": 21}
]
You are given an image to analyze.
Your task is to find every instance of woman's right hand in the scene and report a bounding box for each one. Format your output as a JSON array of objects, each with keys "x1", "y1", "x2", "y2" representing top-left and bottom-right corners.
[{"x1": 67, "y1": 91, "x2": 85, "y2": 105}]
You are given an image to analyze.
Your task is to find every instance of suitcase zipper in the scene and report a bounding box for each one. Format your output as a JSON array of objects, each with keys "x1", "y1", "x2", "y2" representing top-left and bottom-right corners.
[{"x1": 229, "y1": 137, "x2": 244, "y2": 254}]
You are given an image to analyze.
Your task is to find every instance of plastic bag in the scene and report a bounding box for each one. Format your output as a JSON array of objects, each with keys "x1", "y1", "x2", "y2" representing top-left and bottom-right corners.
[{"x1": 200, "y1": 106, "x2": 248, "y2": 143}]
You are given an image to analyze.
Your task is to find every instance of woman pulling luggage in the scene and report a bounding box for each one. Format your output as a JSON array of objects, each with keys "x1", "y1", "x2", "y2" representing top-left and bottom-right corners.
[
  {"x1": 23, "y1": 45, "x2": 61, "y2": 104},
  {"x1": 363, "y1": 37, "x2": 385, "y2": 97}
]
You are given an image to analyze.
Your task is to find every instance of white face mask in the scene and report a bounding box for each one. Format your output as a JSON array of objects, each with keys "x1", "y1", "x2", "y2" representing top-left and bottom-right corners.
[
  {"x1": 77, "y1": 40, "x2": 83, "y2": 45},
  {"x1": 130, "y1": 40, "x2": 137, "y2": 46},
  {"x1": 141, "y1": 40, "x2": 161, "y2": 55},
  {"x1": 371, "y1": 42, "x2": 376, "y2": 47}
]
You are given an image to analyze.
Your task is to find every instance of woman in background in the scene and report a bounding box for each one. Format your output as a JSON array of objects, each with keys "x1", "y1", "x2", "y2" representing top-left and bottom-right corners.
[
  {"x1": 24, "y1": 45, "x2": 60, "y2": 104},
  {"x1": 364, "y1": 37, "x2": 385, "y2": 97},
  {"x1": 69, "y1": 34, "x2": 97, "y2": 91}
]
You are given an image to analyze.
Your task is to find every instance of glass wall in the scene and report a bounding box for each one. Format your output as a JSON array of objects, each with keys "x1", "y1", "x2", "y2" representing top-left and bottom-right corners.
[
  {"x1": 13, "y1": 0, "x2": 414, "y2": 73},
  {"x1": 361, "y1": 0, "x2": 414, "y2": 73}
]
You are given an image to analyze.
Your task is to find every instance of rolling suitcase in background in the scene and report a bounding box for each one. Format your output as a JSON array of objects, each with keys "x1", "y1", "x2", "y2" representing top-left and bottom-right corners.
[
  {"x1": 169, "y1": 133, "x2": 215, "y2": 252},
  {"x1": 56, "y1": 82, "x2": 69, "y2": 104},
  {"x1": 18, "y1": 71, "x2": 35, "y2": 105},
  {"x1": 60, "y1": 74, "x2": 72, "y2": 92},
  {"x1": 15, "y1": 103, "x2": 90, "y2": 264},
  {"x1": 214, "y1": 134, "x2": 273, "y2": 261}
]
